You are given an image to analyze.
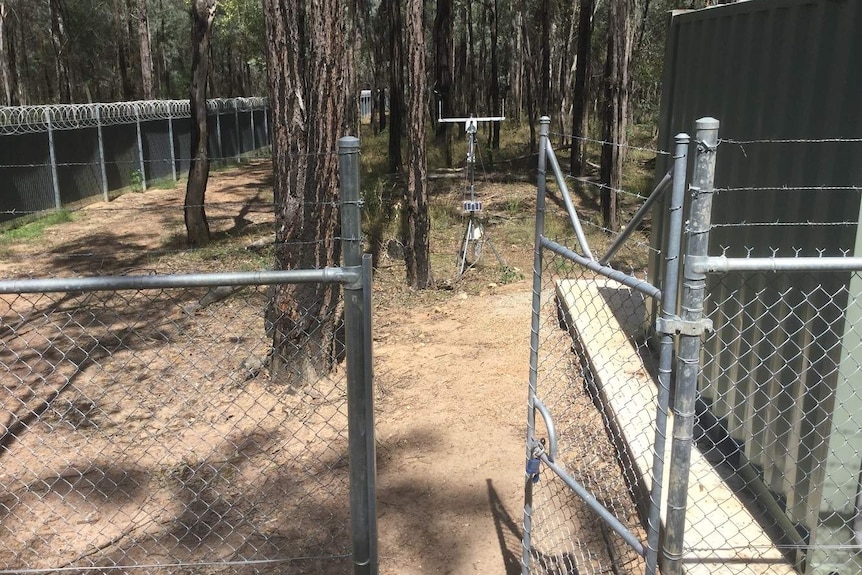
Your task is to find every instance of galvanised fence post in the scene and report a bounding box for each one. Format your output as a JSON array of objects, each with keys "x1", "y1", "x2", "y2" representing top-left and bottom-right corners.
[
  {"x1": 521, "y1": 116, "x2": 551, "y2": 575},
  {"x1": 96, "y1": 105, "x2": 109, "y2": 201},
  {"x1": 646, "y1": 132, "x2": 690, "y2": 575},
  {"x1": 662, "y1": 117, "x2": 720, "y2": 575},
  {"x1": 339, "y1": 135, "x2": 378, "y2": 575},
  {"x1": 45, "y1": 107, "x2": 61, "y2": 209},
  {"x1": 234, "y1": 100, "x2": 241, "y2": 162},
  {"x1": 167, "y1": 105, "x2": 177, "y2": 181},
  {"x1": 134, "y1": 103, "x2": 147, "y2": 191}
]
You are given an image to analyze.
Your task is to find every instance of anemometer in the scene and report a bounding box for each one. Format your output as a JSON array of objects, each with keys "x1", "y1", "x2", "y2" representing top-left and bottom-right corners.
[{"x1": 437, "y1": 106, "x2": 507, "y2": 276}]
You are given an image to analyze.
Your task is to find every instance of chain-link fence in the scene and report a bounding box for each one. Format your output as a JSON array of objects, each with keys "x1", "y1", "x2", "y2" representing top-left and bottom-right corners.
[
  {"x1": 0, "y1": 98, "x2": 270, "y2": 225},
  {"x1": 523, "y1": 115, "x2": 862, "y2": 575},
  {"x1": 0, "y1": 138, "x2": 377, "y2": 575}
]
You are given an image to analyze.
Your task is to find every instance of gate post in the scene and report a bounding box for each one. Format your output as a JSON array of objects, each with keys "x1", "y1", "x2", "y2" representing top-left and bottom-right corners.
[
  {"x1": 646, "y1": 132, "x2": 690, "y2": 575},
  {"x1": 663, "y1": 118, "x2": 720, "y2": 574},
  {"x1": 521, "y1": 116, "x2": 551, "y2": 575},
  {"x1": 340, "y1": 135, "x2": 378, "y2": 575}
]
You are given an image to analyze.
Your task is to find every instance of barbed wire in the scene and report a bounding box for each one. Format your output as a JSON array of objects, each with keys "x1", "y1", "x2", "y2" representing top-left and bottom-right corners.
[
  {"x1": 564, "y1": 217, "x2": 662, "y2": 257},
  {"x1": 0, "y1": 97, "x2": 268, "y2": 136},
  {"x1": 548, "y1": 130, "x2": 671, "y2": 156},
  {"x1": 564, "y1": 174, "x2": 651, "y2": 202},
  {"x1": 711, "y1": 220, "x2": 858, "y2": 229},
  {"x1": 714, "y1": 245, "x2": 853, "y2": 258}
]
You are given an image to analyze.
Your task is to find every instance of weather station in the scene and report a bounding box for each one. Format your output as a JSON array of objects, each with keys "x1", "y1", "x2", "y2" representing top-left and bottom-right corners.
[{"x1": 437, "y1": 105, "x2": 507, "y2": 276}]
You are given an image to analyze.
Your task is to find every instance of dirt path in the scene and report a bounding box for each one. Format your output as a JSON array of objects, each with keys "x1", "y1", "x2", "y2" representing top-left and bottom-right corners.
[{"x1": 374, "y1": 284, "x2": 531, "y2": 574}]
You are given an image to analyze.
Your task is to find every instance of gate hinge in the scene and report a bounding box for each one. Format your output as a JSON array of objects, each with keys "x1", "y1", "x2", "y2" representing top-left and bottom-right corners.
[{"x1": 656, "y1": 315, "x2": 713, "y2": 336}]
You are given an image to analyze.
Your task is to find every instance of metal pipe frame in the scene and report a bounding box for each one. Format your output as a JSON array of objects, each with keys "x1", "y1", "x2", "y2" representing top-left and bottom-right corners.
[
  {"x1": 521, "y1": 116, "x2": 551, "y2": 575},
  {"x1": 539, "y1": 453, "x2": 647, "y2": 557},
  {"x1": 662, "y1": 118, "x2": 720, "y2": 575},
  {"x1": 691, "y1": 255, "x2": 862, "y2": 274},
  {"x1": 544, "y1": 141, "x2": 595, "y2": 261},
  {"x1": 339, "y1": 136, "x2": 378, "y2": 575},
  {"x1": 644, "y1": 135, "x2": 689, "y2": 575},
  {"x1": 0, "y1": 268, "x2": 358, "y2": 295},
  {"x1": 541, "y1": 237, "x2": 662, "y2": 300}
]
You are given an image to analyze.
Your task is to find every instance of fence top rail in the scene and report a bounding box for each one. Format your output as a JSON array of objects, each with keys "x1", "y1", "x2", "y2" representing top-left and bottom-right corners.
[
  {"x1": 0, "y1": 267, "x2": 355, "y2": 295},
  {"x1": 691, "y1": 255, "x2": 862, "y2": 274},
  {"x1": 0, "y1": 97, "x2": 268, "y2": 135}
]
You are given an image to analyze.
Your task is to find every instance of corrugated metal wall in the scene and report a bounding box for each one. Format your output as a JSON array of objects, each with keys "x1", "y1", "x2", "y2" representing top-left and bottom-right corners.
[{"x1": 652, "y1": 0, "x2": 862, "y2": 571}]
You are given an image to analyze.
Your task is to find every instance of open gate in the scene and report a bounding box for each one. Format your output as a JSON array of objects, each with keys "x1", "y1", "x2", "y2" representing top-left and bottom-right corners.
[{"x1": 520, "y1": 117, "x2": 719, "y2": 575}]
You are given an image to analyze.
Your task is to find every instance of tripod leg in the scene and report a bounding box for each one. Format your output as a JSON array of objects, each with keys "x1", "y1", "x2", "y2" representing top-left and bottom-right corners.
[{"x1": 458, "y1": 218, "x2": 473, "y2": 276}]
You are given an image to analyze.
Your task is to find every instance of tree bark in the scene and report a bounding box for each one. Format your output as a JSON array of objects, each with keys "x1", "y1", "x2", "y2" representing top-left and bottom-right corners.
[
  {"x1": 538, "y1": 0, "x2": 550, "y2": 115},
  {"x1": 184, "y1": 0, "x2": 217, "y2": 247},
  {"x1": 113, "y1": 0, "x2": 134, "y2": 100},
  {"x1": 433, "y1": 0, "x2": 453, "y2": 159},
  {"x1": 599, "y1": 0, "x2": 633, "y2": 233},
  {"x1": 0, "y1": 3, "x2": 12, "y2": 106},
  {"x1": 404, "y1": 0, "x2": 432, "y2": 289},
  {"x1": 386, "y1": 0, "x2": 404, "y2": 174},
  {"x1": 138, "y1": 0, "x2": 154, "y2": 99},
  {"x1": 489, "y1": 0, "x2": 500, "y2": 150},
  {"x1": 262, "y1": 0, "x2": 346, "y2": 387},
  {"x1": 48, "y1": 0, "x2": 72, "y2": 102},
  {"x1": 571, "y1": 0, "x2": 594, "y2": 176}
]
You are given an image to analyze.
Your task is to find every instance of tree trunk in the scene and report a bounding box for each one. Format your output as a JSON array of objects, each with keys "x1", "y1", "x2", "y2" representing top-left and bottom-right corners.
[
  {"x1": 114, "y1": 0, "x2": 134, "y2": 100},
  {"x1": 262, "y1": 0, "x2": 346, "y2": 387},
  {"x1": 509, "y1": 4, "x2": 523, "y2": 124},
  {"x1": 538, "y1": 0, "x2": 550, "y2": 116},
  {"x1": 184, "y1": 0, "x2": 217, "y2": 247},
  {"x1": 387, "y1": 0, "x2": 404, "y2": 174},
  {"x1": 433, "y1": 0, "x2": 453, "y2": 161},
  {"x1": 0, "y1": 3, "x2": 11, "y2": 106},
  {"x1": 599, "y1": 0, "x2": 633, "y2": 233},
  {"x1": 48, "y1": 0, "x2": 72, "y2": 102},
  {"x1": 138, "y1": 0, "x2": 154, "y2": 99},
  {"x1": 489, "y1": 0, "x2": 500, "y2": 150},
  {"x1": 404, "y1": 0, "x2": 432, "y2": 289},
  {"x1": 571, "y1": 0, "x2": 593, "y2": 176}
]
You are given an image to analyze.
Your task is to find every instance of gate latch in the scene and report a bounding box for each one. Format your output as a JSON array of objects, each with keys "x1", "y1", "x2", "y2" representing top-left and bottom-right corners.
[{"x1": 526, "y1": 438, "x2": 546, "y2": 484}]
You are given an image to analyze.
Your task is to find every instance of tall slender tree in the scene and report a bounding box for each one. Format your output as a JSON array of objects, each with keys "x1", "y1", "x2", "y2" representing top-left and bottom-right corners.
[
  {"x1": 386, "y1": 0, "x2": 404, "y2": 174},
  {"x1": 404, "y1": 0, "x2": 432, "y2": 288},
  {"x1": 433, "y1": 0, "x2": 453, "y2": 162},
  {"x1": 138, "y1": 0, "x2": 155, "y2": 99},
  {"x1": 571, "y1": 0, "x2": 594, "y2": 176},
  {"x1": 183, "y1": 0, "x2": 217, "y2": 246},
  {"x1": 600, "y1": 0, "x2": 634, "y2": 232}
]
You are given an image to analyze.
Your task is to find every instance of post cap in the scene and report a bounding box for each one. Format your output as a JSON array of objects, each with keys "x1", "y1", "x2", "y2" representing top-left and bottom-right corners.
[{"x1": 695, "y1": 117, "x2": 720, "y2": 130}]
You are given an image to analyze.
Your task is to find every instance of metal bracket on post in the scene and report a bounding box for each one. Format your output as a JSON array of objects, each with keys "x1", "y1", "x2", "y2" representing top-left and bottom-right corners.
[{"x1": 656, "y1": 315, "x2": 713, "y2": 337}]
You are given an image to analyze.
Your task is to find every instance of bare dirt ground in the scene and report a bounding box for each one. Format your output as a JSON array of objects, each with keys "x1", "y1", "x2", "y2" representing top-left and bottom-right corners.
[{"x1": 0, "y1": 159, "x2": 638, "y2": 574}]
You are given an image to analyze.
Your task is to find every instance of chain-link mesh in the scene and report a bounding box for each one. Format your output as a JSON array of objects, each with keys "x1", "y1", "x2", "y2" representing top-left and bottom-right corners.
[
  {"x1": 697, "y1": 269, "x2": 862, "y2": 575},
  {"x1": 0, "y1": 282, "x2": 352, "y2": 574},
  {"x1": 527, "y1": 215, "x2": 654, "y2": 575}
]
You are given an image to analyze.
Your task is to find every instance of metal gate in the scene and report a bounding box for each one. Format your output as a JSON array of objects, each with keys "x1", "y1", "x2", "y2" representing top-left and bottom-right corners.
[
  {"x1": 520, "y1": 117, "x2": 719, "y2": 575},
  {"x1": 0, "y1": 138, "x2": 378, "y2": 575}
]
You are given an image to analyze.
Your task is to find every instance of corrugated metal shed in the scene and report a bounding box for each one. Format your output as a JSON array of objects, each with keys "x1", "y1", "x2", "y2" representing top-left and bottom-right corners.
[{"x1": 652, "y1": 1, "x2": 862, "y2": 572}]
